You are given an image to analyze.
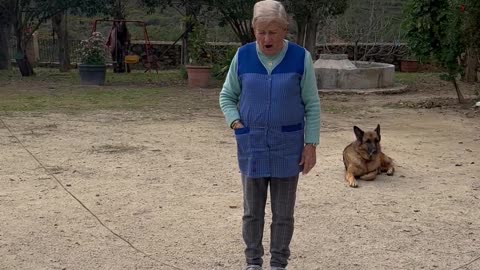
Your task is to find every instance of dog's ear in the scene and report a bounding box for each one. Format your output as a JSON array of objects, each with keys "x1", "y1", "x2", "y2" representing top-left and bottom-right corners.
[
  {"x1": 375, "y1": 124, "x2": 381, "y2": 141},
  {"x1": 353, "y1": 126, "x2": 364, "y2": 141}
]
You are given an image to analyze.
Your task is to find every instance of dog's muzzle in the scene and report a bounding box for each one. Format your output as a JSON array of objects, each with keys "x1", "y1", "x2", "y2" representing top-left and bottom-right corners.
[{"x1": 367, "y1": 145, "x2": 377, "y2": 158}]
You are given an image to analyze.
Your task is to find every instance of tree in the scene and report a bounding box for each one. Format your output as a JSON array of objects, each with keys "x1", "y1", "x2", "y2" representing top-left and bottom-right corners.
[
  {"x1": 144, "y1": 0, "x2": 255, "y2": 64},
  {"x1": 203, "y1": 0, "x2": 256, "y2": 45},
  {"x1": 0, "y1": 0, "x2": 69, "y2": 76},
  {"x1": 52, "y1": 11, "x2": 70, "y2": 72},
  {"x1": 0, "y1": 0, "x2": 120, "y2": 76},
  {"x1": 0, "y1": 5, "x2": 12, "y2": 70},
  {"x1": 404, "y1": 0, "x2": 466, "y2": 103},
  {"x1": 327, "y1": 0, "x2": 404, "y2": 62},
  {"x1": 0, "y1": 0, "x2": 79, "y2": 76},
  {"x1": 144, "y1": 0, "x2": 202, "y2": 64},
  {"x1": 0, "y1": 25, "x2": 10, "y2": 70},
  {"x1": 145, "y1": 0, "x2": 347, "y2": 59},
  {"x1": 462, "y1": 0, "x2": 480, "y2": 83},
  {"x1": 283, "y1": 0, "x2": 348, "y2": 58}
]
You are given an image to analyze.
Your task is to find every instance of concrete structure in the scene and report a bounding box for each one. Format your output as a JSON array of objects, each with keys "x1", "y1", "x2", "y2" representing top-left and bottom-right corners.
[{"x1": 314, "y1": 54, "x2": 395, "y2": 90}]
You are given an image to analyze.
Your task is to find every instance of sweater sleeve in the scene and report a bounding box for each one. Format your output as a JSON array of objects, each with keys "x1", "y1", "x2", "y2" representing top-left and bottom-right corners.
[
  {"x1": 219, "y1": 52, "x2": 242, "y2": 127},
  {"x1": 301, "y1": 51, "x2": 321, "y2": 144}
]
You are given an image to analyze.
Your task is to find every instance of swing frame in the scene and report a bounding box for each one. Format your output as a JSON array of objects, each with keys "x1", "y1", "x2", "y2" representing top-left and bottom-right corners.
[{"x1": 91, "y1": 19, "x2": 152, "y2": 68}]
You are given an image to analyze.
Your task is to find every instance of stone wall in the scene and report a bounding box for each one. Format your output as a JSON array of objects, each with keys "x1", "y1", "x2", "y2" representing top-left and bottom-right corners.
[
  {"x1": 316, "y1": 43, "x2": 410, "y2": 69},
  {"x1": 30, "y1": 39, "x2": 410, "y2": 69},
  {"x1": 129, "y1": 42, "x2": 409, "y2": 69},
  {"x1": 127, "y1": 41, "x2": 237, "y2": 70},
  {"x1": 129, "y1": 41, "x2": 182, "y2": 70}
]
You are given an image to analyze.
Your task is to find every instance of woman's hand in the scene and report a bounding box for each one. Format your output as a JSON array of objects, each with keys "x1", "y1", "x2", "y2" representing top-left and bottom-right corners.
[
  {"x1": 299, "y1": 144, "x2": 317, "y2": 175},
  {"x1": 232, "y1": 120, "x2": 244, "y2": 129}
]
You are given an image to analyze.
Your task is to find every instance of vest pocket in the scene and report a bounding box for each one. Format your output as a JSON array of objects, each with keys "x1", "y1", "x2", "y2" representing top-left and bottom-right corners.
[
  {"x1": 281, "y1": 128, "x2": 304, "y2": 156},
  {"x1": 234, "y1": 127, "x2": 250, "y2": 157},
  {"x1": 281, "y1": 123, "x2": 303, "y2": 132},
  {"x1": 234, "y1": 127, "x2": 250, "y2": 174},
  {"x1": 268, "y1": 127, "x2": 304, "y2": 177},
  {"x1": 234, "y1": 127, "x2": 250, "y2": 135},
  {"x1": 281, "y1": 123, "x2": 304, "y2": 152}
]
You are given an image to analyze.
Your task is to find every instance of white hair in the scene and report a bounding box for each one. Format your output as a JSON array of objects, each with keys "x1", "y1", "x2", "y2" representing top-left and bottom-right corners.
[{"x1": 252, "y1": 0, "x2": 288, "y2": 28}]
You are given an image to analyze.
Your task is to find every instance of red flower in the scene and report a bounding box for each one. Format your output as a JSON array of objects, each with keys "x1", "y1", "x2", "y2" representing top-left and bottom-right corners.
[{"x1": 460, "y1": 4, "x2": 465, "y2": 13}]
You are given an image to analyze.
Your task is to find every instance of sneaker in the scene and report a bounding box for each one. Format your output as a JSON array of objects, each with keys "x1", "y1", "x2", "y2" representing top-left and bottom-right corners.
[
  {"x1": 245, "y1": 265, "x2": 262, "y2": 270},
  {"x1": 270, "y1": 267, "x2": 286, "y2": 270}
]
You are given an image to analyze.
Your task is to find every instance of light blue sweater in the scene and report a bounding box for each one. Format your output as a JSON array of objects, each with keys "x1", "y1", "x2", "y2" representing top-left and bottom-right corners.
[{"x1": 219, "y1": 40, "x2": 320, "y2": 144}]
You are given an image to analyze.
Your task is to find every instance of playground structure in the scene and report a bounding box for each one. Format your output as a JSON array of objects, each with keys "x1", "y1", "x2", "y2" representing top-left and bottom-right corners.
[{"x1": 91, "y1": 19, "x2": 159, "y2": 73}]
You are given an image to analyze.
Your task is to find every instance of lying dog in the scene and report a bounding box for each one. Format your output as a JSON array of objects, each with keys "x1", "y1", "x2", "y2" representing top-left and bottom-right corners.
[{"x1": 343, "y1": 124, "x2": 394, "y2": 187}]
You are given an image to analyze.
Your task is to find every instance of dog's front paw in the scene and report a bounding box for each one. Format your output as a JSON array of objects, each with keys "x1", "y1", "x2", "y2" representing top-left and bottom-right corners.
[
  {"x1": 349, "y1": 179, "x2": 358, "y2": 188},
  {"x1": 387, "y1": 167, "x2": 395, "y2": 176},
  {"x1": 345, "y1": 172, "x2": 358, "y2": 188}
]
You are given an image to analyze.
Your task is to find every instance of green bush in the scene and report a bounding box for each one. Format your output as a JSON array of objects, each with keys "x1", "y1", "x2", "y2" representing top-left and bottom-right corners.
[
  {"x1": 212, "y1": 46, "x2": 237, "y2": 80},
  {"x1": 179, "y1": 65, "x2": 188, "y2": 79}
]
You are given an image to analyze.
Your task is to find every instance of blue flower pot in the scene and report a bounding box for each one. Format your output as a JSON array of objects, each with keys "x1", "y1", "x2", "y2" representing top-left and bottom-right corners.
[{"x1": 79, "y1": 64, "x2": 106, "y2": 85}]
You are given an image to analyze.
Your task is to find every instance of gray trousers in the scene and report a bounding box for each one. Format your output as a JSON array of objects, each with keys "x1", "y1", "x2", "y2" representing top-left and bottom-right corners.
[{"x1": 242, "y1": 174, "x2": 299, "y2": 268}]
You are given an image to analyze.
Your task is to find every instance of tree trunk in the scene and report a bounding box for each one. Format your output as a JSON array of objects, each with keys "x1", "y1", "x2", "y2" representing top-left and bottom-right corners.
[
  {"x1": 465, "y1": 47, "x2": 478, "y2": 83},
  {"x1": 452, "y1": 77, "x2": 466, "y2": 104},
  {"x1": 296, "y1": 22, "x2": 307, "y2": 46},
  {"x1": 52, "y1": 11, "x2": 70, "y2": 72},
  {"x1": 354, "y1": 40, "x2": 359, "y2": 61},
  {"x1": 296, "y1": 22, "x2": 320, "y2": 57},
  {"x1": 0, "y1": 23, "x2": 11, "y2": 70},
  {"x1": 304, "y1": 17, "x2": 319, "y2": 59},
  {"x1": 182, "y1": 20, "x2": 191, "y2": 65},
  {"x1": 15, "y1": 53, "x2": 34, "y2": 76},
  {"x1": 182, "y1": 33, "x2": 188, "y2": 65},
  {"x1": 184, "y1": 3, "x2": 201, "y2": 65},
  {"x1": 113, "y1": 0, "x2": 125, "y2": 19},
  {"x1": 15, "y1": 29, "x2": 34, "y2": 76}
]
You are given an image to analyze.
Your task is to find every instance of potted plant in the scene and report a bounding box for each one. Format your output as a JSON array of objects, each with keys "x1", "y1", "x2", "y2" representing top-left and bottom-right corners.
[
  {"x1": 77, "y1": 32, "x2": 107, "y2": 85},
  {"x1": 400, "y1": 52, "x2": 418, "y2": 72},
  {"x1": 186, "y1": 21, "x2": 212, "y2": 88}
]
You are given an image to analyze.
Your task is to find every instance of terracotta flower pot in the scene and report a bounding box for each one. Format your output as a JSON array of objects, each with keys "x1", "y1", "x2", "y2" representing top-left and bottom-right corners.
[
  {"x1": 186, "y1": 65, "x2": 212, "y2": 88},
  {"x1": 400, "y1": 60, "x2": 418, "y2": 72}
]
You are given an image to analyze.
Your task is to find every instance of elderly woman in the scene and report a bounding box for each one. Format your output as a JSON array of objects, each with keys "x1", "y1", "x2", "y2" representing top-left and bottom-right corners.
[{"x1": 219, "y1": 0, "x2": 320, "y2": 269}]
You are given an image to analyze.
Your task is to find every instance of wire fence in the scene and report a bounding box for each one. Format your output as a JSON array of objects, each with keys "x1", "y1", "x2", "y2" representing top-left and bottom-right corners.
[
  {"x1": 8, "y1": 38, "x2": 408, "y2": 66},
  {"x1": 8, "y1": 38, "x2": 108, "y2": 64},
  {"x1": 7, "y1": 38, "x2": 235, "y2": 65},
  {"x1": 38, "y1": 39, "x2": 83, "y2": 63}
]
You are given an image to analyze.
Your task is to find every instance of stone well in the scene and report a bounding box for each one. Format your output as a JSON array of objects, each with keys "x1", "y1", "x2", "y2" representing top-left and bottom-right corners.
[{"x1": 314, "y1": 54, "x2": 395, "y2": 90}]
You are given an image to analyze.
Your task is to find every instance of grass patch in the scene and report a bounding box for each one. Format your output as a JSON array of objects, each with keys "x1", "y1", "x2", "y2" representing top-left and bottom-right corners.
[
  {"x1": 104, "y1": 70, "x2": 185, "y2": 85},
  {"x1": 395, "y1": 72, "x2": 441, "y2": 85},
  {"x1": 0, "y1": 86, "x2": 175, "y2": 112},
  {"x1": 0, "y1": 68, "x2": 195, "y2": 112},
  {"x1": 321, "y1": 103, "x2": 350, "y2": 114},
  {"x1": 1, "y1": 68, "x2": 184, "y2": 85}
]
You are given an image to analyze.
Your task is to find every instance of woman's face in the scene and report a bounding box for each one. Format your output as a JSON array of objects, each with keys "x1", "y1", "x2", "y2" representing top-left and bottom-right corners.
[{"x1": 254, "y1": 21, "x2": 287, "y2": 56}]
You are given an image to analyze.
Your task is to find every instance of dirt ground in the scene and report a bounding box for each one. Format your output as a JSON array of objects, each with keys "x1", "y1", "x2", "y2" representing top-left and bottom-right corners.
[{"x1": 0, "y1": 74, "x2": 479, "y2": 270}]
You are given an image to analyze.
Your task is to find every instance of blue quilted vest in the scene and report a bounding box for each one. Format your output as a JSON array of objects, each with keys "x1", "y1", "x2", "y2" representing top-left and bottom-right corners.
[{"x1": 235, "y1": 42, "x2": 305, "y2": 178}]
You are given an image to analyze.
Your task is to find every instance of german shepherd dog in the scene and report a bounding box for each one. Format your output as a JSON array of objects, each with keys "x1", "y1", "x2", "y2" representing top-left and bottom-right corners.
[{"x1": 343, "y1": 125, "x2": 394, "y2": 187}]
